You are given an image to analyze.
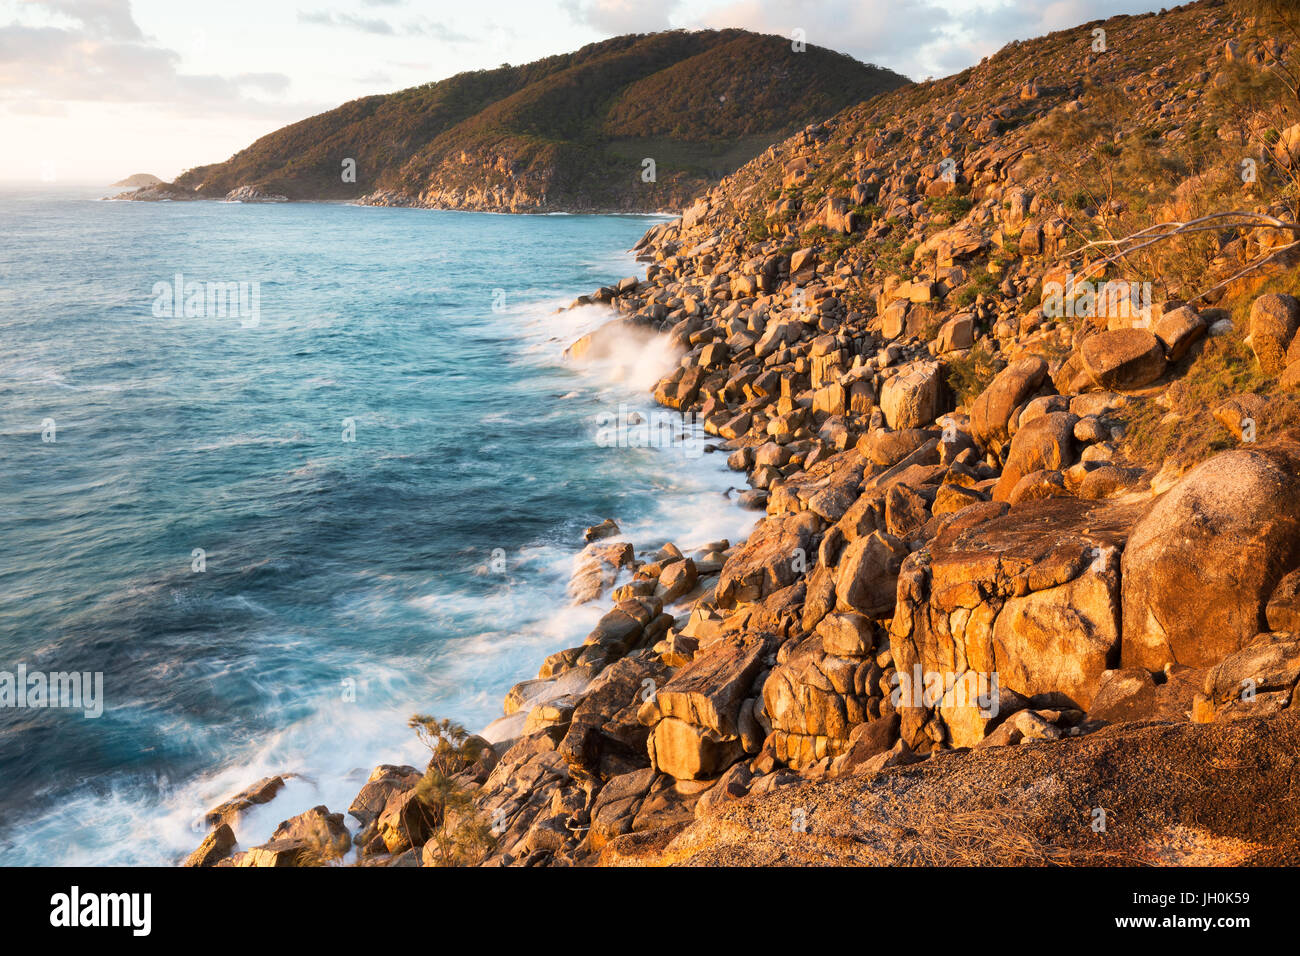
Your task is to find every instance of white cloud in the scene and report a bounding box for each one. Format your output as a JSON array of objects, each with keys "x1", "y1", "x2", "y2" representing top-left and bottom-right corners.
[
  {"x1": 24, "y1": 0, "x2": 144, "y2": 40},
  {"x1": 681, "y1": 0, "x2": 1162, "y2": 79},
  {"x1": 298, "y1": 8, "x2": 474, "y2": 41},
  {"x1": 1, "y1": 1, "x2": 310, "y2": 116},
  {"x1": 298, "y1": 10, "x2": 397, "y2": 34},
  {"x1": 562, "y1": 0, "x2": 684, "y2": 35}
]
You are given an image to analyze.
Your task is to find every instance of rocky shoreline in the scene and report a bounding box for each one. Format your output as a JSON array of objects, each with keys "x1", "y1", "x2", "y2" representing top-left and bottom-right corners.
[
  {"x1": 354, "y1": 187, "x2": 684, "y2": 217},
  {"x1": 185, "y1": 0, "x2": 1300, "y2": 867},
  {"x1": 110, "y1": 184, "x2": 288, "y2": 203},
  {"x1": 109, "y1": 181, "x2": 681, "y2": 216}
]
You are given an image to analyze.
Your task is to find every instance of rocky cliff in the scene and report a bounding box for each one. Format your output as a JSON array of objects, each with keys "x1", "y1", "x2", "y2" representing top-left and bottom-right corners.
[{"x1": 185, "y1": 0, "x2": 1300, "y2": 867}]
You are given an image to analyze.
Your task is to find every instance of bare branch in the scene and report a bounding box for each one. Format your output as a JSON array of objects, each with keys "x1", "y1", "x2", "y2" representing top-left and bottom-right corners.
[{"x1": 1188, "y1": 240, "x2": 1300, "y2": 304}]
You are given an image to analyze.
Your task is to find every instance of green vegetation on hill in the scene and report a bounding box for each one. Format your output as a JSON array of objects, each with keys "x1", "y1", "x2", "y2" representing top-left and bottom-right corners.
[{"x1": 171, "y1": 30, "x2": 909, "y2": 211}]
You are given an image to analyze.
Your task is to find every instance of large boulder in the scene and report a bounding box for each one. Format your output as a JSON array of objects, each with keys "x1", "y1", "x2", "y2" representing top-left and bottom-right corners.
[
  {"x1": 204, "y1": 775, "x2": 286, "y2": 829},
  {"x1": 582, "y1": 598, "x2": 662, "y2": 659},
  {"x1": 378, "y1": 789, "x2": 441, "y2": 854},
  {"x1": 583, "y1": 767, "x2": 656, "y2": 851},
  {"x1": 642, "y1": 634, "x2": 778, "y2": 781},
  {"x1": 863, "y1": 427, "x2": 931, "y2": 467},
  {"x1": 716, "y1": 511, "x2": 821, "y2": 608},
  {"x1": 183, "y1": 823, "x2": 236, "y2": 867},
  {"x1": 880, "y1": 360, "x2": 945, "y2": 430},
  {"x1": 992, "y1": 411, "x2": 1078, "y2": 501},
  {"x1": 755, "y1": 319, "x2": 804, "y2": 358},
  {"x1": 558, "y1": 655, "x2": 670, "y2": 784},
  {"x1": 1079, "y1": 329, "x2": 1166, "y2": 390},
  {"x1": 1248, "y1": 293, "x2": 1300, "y2": 375},
  {"x1": 348, "y1": 764, "x2": 422, "y2": 850},
  {"x1": 474, "y1": 733, "x2": 583, "y2": 864},
  {"x1": 569, "y1": 540, "x2": 634, "y2": 604},
  {"x1": 1153, "y1": 305, "x2": 1206, "y2": 362},
  {"x1": 1122, "y1": 441, "x2": 1300, "y2": 670},
  {"x1": 935, "y1": 314, "x2": 975, "y2": 353},
  {"x1": 762, "y1": 620, "x2": 884, "y2": 769},
  {"x1": 1087, "y1": 668, "x2": 1158, "y2": 722},
  {"x1": 267, "y1": 805, "x2": 350, "y2": 862},
  {"x1": 971, "y1": 356, "x2": 1048, "y2": 452},
  {"x1": 1192, "y1": 632, "x2": 1300, "y2": 722},
  {"x1": 652, "y1": 636, "x2": 769, "y2": 738},
  {"x1": 834, "y1": 529, "x2": 910, "y2": 618},
  {"x1": 1268, "y1": 569, "x2": 1300, "y2": 631},
  {"x1": 648, "y1": 717, "x2": 744, "y2": 780},
  {"x1": 241, "y1": 839, "x2": 314, "y2": 867},
  {"x1": 891, "y1": 497, "x2": 1138, "y2": 747}
]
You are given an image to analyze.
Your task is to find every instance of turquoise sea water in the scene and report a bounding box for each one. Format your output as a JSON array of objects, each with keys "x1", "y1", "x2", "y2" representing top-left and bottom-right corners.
[{"x1": 0, "y1": 184, "x2": 755, "y2": 865}]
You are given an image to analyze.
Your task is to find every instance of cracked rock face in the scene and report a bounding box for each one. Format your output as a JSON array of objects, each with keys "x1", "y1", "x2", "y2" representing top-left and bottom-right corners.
[
  {"x1": 758, "y1": 612, "x2": 888, "y2": 769},
  {"x1": 890, "y1": 497, "x2": 1136, "y2": 747},
  {"x1": 644, "y1": 633, "x2": 775, "y2": 779},
  {"x1": 716, "y1": 511, "x2": 821, "y2": 608}
]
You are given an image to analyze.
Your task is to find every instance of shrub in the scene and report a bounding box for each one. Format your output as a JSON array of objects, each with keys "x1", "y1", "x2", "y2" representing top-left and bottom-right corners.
[
  {"x1": 407, "y1": 715, "x2": 497, "y2": 866},
  {"x1": 946, "y1": 339, "x2": 998, "y2": 408}
]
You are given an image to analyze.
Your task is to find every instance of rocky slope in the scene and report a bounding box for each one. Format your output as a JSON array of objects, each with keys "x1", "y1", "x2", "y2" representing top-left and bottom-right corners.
[
  {"x1": 118, "y1": 31, "x2": 907, "y2": 212},
  {"x1": 184, "y1": 0, "x2": 1300, "y2": 867}
]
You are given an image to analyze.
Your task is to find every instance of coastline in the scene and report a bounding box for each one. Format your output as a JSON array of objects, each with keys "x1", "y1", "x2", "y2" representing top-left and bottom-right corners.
[
  {"x1": 180, "y1": 218, "x2": 767, "y2": 867},
  {"x1": 2, "y1": 189, "x2": 730, "y2": 865},
  {"x1": 177, "y1": 0, "x2": 1300, "y2": 868},
  {"x1": 107, "y1": 184, "x2": 685, "y2": 218}
]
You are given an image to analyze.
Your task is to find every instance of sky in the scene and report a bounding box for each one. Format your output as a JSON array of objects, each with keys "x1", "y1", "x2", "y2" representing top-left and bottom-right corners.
[{"x1": 0, "y1": 0, "x2": 1170, "y2": 182}]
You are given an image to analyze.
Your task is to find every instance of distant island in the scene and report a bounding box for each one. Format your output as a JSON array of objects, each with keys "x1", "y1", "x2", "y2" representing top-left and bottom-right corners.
[
  {"x1": 111, "y1": 173, "x2": 163, "y2": 188},
  {"x1": 114, "y1": 30, "x2": 908, "y2": 213}
]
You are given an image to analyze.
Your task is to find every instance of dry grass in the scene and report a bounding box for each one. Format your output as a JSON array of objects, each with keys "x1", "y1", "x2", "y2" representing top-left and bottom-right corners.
[
  {"x1": 1117, "y1": 274, "x2": 1300, "y2": 470},
  {"x1": 887, "y1": 803, "x2": 1143, "y2": 866}
]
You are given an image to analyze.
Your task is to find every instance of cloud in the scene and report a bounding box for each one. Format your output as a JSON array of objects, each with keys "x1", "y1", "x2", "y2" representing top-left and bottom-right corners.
[
  {"x1": 235, "y1": 73, "x2": 292, "y2": 95},
  {"x1": 562, "y1": 0, "x2": 684, "y2": 35},
  {"x1": 298, "y1": 8, "x2": 473, "y2": 42},
  {"x1": 686, "y1": 0, "x2": 953, "y2": 78},
  {"x1": 680, "y1": 0, "x2": 1163, "y2": 80},
  {"x1": 0, "y1": 1, "x2": 308, "y2": 119},
  {"x1": 404, "y1": 18, "x2": 473, "y2": 42},
  {"x1": 929, "y1": 0, "x2": 1164, "y2": 77},
  {"x1": 298, "y1": 10, "x2": 396, "y2": 34},
  {"x1": 7, "y1": 97, "x2": 68, "y2": 115},
  {"x1": 954, "y1": 0, "x2": 1157, "y2": 48},
  {"x1": 23, "y1": 0, "x2": 142, "y2": 41}
]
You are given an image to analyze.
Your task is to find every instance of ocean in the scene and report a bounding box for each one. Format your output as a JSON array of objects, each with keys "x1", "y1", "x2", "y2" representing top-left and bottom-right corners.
[{"x1": 0, "y1": 183, "x2": 756, "y2": 865}]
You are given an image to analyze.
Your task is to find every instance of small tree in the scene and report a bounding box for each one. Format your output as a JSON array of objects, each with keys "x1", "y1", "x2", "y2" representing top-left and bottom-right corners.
[{"x1": 406, "y1": 715, "x2": 497, "y2": 866}]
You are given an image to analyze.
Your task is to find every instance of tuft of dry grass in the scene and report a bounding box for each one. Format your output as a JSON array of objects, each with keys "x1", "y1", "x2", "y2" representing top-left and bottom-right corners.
[
  {"x1": 1117, "y1": 277, "x2": 1300, "y2": 470},
  {"x1": 865, "y1": 788, "x2": 1144, "y2": 867}
]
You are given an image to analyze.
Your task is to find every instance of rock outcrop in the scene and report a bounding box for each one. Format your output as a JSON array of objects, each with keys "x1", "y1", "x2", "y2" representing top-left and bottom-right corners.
[{"x1": 1122, "y1": 440, "x2": 1300, "y2": 670}]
